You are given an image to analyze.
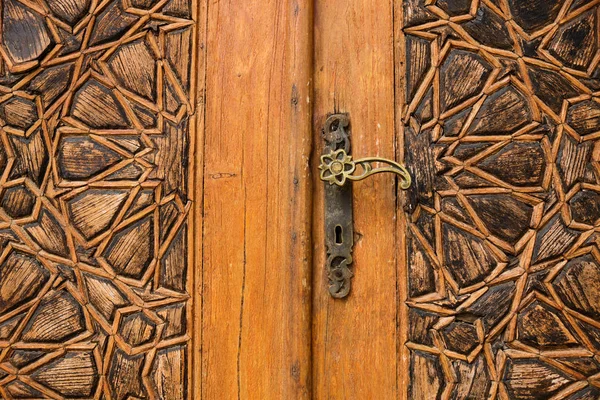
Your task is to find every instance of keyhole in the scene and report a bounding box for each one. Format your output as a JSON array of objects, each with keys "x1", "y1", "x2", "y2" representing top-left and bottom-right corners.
[{"x1": 335, "y1": 225, "x2": 343, "y2": 244}]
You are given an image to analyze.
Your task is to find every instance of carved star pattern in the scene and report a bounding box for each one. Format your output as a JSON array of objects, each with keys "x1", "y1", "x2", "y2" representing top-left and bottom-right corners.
[
  {"x1": 0, "y1": 0, "x2": 195, "y2": 397},
  {"x1": 403, "y1": 0, "x2": 600, "y2": 398}
]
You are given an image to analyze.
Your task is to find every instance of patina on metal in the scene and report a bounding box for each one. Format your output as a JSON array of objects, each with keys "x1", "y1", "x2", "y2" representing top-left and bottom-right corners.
[
  {"x1": 322, "y1": 114, "x2": 354, "y2": 298},
  {"x1": 321, "y1": 113, "x2": 412, "y2": 298},
  {"x1": 319, "y1": 149, "x2": 411, "y2": 188}
]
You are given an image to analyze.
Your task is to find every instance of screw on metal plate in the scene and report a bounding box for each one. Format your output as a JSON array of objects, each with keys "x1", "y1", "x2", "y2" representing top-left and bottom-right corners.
[{"x1": 320, "y1": 113, "x2": 412, "y2": 298}]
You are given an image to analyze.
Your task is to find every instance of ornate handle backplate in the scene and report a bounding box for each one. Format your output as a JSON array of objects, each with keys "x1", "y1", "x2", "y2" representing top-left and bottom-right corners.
[{"x1": 320, "y1": 114, "x2": 412, "y2": 298}]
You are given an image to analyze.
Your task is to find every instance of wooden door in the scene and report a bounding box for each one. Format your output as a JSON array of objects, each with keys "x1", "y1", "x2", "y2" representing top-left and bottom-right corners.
[
  {"x1": 313, "y1": 0, "x2": 600, "y2": 398},
  {"x1": 0, "y1": 0, "x2": 314, "y2": 398},
  {"x1": 3, "y1": 0, "x2": 600, "y2": 399}
]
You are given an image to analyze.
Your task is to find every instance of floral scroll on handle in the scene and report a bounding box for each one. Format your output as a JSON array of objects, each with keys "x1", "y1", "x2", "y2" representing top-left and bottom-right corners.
[
  {"x1": 320, "y1": 113, "x2": 412, "y2": 298},
  {"x1": 319, "y1": 148, "x2": 411, "y2": 189}
]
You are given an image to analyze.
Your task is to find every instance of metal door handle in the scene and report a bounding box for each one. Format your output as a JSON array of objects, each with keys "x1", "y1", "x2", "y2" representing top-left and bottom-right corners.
[
  {"x1": 320, "y1": 114, "x2": 411, "y2": 298},
  {"x1": 319, "y1": 149, "x2": 411, "y2": 188}
]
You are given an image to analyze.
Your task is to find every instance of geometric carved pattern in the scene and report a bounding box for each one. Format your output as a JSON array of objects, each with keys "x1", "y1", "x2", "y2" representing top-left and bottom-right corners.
[
  {"x1": 0, "y1": 0, "x2": 195, "y2": 396},
  {"x1": 404, "y1": 0, "x2": 600, "y2": 398}
]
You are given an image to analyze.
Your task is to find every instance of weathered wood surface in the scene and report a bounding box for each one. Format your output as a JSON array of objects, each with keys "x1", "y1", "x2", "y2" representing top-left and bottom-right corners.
[
  {"x1": 401, "y1": 0, "x2": 600, "y2": 398},
  {"x1": 201, "y1": 0, "x2": 313, "y2": 399},
  {"x1": 5, "y1": 0, "x2": 600, "y2": 398},
  {"x1": 312, "y1": 0, "x2": 399, "y2": 398},
  {"x1": 0, "y1": 0, "x2": 202, "y2": 397}
]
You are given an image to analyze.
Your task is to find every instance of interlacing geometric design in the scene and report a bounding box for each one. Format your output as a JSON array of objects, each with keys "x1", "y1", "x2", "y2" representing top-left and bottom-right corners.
[
  {"x1": 403, "y1": 0, "x2": 600, "y2": 398},
  {"x1": 0, "y1": 0, "x2": 195, "y2": 397}
]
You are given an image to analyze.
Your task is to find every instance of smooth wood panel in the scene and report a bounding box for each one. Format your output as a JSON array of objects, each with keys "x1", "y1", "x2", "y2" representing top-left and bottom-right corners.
[
  {"x1": 202, "y1": 0, "x2": 313, "y2": 398},
  {"x1": 394, "y1": 3, "x2": 410, "y2": 400},
  {"x1": 312, "y1": 0, "x2": 399, "y2": 398},
  {"x1": 193, "y1": 0, "x2": 208, "y2": 397}
]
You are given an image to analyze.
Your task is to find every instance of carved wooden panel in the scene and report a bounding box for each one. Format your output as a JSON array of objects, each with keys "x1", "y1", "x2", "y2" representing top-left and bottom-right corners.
[
  {"x1": 0, "y1": 0, "x2": 197, "y2": 397},
  {"x1": 403, "y1": 0, "x2": 600, "y2": 398}
]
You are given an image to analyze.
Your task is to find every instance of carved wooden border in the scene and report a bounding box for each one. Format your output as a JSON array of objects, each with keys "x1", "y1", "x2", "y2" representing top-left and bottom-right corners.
[
  {"x1": 0, "y1": 0, "x2": 204, "y2": 396},
  {"x1": 400, "y1": 0, "x2": 600, "y2": 398}
]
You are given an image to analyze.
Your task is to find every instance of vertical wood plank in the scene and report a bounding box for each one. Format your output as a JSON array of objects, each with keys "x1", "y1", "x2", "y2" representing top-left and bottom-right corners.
[
  {"x1": 312, "y1": 0, "x2": 398, "y2": 398},
  {"x1": 394, "y1": 3, "x2": 409, "y2": 399},
  {"x1": 193, "y1": 0, "x2": 208, "y2": 397},
  {"x1": 202, "y1": 0, "x2": 313, "y2": 398}
]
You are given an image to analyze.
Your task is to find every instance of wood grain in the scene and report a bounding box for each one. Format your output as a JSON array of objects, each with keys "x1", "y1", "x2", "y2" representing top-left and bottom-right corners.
[
  {"x1": 5, "y1": 0, "x2": 600, "y2": 398},
  {"x1": 201, "y1": 0, "x2": 313, "y2": 398},
  {"x1": 312, "y1": 0, "x2": 398, "y2": 398},
  {"x1": 0, "y1": 0, "x2": 202, "y2": 396},
  {"x1": 399, "y1": 0, "x2": 600, "y2": 398}
]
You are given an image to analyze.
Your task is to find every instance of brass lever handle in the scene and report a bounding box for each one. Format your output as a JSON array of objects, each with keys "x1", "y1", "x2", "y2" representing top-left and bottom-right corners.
[
  {"x1": 318, "y1": 148, "x2": 411, "y2": 188},
  {"x1": 320, "y1": 113, "x2": 412, "y2": 298}
]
